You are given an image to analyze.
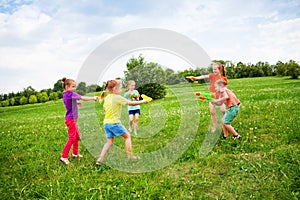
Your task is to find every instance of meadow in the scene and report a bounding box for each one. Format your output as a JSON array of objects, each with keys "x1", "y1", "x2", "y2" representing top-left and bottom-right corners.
[{"x1": 0, "y1": 77, "x2": 299, "y2": 199}]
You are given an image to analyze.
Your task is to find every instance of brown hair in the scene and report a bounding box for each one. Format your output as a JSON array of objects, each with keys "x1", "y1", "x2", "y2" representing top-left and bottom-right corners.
[
  {"x1": 62, "y1": 77, "x2": 75, "y2": 90},
  {"x1": 98, "y1": 80, "x2": 121, "y2": 103},
  {"x1": 214, "y1": 62, "x2": 226, "y2": 77},
  {"x1": 126, "y1": 80, "x2": 135, "y2": 90}
]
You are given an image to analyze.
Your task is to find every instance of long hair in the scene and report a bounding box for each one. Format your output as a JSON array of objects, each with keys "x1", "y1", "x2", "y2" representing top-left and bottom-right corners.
[
  {"x1": 98, "y1": 80, "x2": 119, "y2": 103},
  {"x1": 214, "y1": 62, "x2": 226, "y2": 77}
]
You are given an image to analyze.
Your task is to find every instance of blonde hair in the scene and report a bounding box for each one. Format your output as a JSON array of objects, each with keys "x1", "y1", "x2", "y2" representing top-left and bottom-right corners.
[
  {"x1": 126, "y1": 80, "x2": 135, "y2": 90},
  {"x1": 98, "y1": 80, "x2": 121, "y2": 103}
]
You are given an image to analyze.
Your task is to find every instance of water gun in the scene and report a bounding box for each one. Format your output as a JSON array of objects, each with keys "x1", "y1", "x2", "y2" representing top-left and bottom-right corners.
[
  {"x1": 195, "y1": 92, "x2": 215, "y2": 101},
  {"x1": 141, "y1": 94, "x2": 153, "y2": 102},
  {"x1": 129, "y1": 93, "x2": 140, "y2": 100}
]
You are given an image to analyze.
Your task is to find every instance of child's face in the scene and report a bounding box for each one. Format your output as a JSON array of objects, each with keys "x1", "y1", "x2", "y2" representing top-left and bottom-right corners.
[
  {"x1": 66, "y1": 82, "x2": 76, "y2": 92},
  {"x1": 215, "y1": 82, "x2": 225, "y2": 91},
  {"x1": 129, "y1": 83, "x2": 135, "y2": 91},
  {"x1": 212, "y1": 65, "x2": 220, "y2": 75}
]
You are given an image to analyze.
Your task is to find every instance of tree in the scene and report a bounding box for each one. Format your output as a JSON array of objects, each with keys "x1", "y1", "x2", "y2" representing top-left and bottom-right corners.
[
  {"x1": 49, "y1": 92, "x2": 59, "y2": 101},
  {"x1": 38, "y1": 92, "x2": 49, "y2": 103},
  {"x1": 53, "y1": 79, "x2": 63, "y2": 92},
  {"x1": 23, "y1": 86, "x2": 36, "y2": 98},
  {"x1": 274, "y1": 61, "x2": 286, "y2": 76},
  {"x1": 20, "y1": 96, "x2": 28, "y2": 105},
  {"x1": 1, "y1": 100, "x2": 9, "y2": 107},
  {"x1": 124, "y1": 56, "x2": 167, "y2": 99},
  {"x1": 286, "y1": 60, "x2": 299, "y2": 79},
  {"x1": 29, "y1": 95, "x2": 38, "y2": 104},
  {"x1": 86, "y1": 84, "x2": 98, "y2": 93},
  {"x1": 77, "y1": 82, "x2": 87, "y2": 95},
  {"x1": 9, "y1": 98, "x2": 15, "y2": 106}
]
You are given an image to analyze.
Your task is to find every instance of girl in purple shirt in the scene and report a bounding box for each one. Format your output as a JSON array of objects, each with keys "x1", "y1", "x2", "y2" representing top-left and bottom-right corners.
[{"x1": 60, "y1": 77, "x2": 97, "y2": 165}]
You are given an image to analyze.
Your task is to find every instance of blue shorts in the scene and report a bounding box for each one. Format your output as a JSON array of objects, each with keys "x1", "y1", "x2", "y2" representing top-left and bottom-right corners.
[
  {"x1": 128, "y1": 109, "x2": 140, "y2": 115},
  {"x1": 104, "y1": 123, "x2": 127, "y2": 138},
  {"x1": 222, "y1": 105, "x2": 239, "y2": 125}
]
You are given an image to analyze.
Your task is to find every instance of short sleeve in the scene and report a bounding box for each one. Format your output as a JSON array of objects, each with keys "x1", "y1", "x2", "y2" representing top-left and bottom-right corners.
[
  {"x1": 72, "y1": 92, "x2": 81, "y2": 100},
  {"x1": 114, "y1": 95, "x2": 128, "y2": 105},
  {"x1": 208, "y1": 73, "x2": 213, "y2": 80}
]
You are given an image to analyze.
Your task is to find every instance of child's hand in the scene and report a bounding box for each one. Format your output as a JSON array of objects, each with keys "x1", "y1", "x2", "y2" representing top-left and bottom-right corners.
[
  {"x1": 142, "y1": 100, "x2": 149, "y2": 104},
  {"x1": 93, "y1": 96, "x2": 98, "y2": 101},
  {"x1": 77, "y1": 102, "x2": 83, "y2": 107},
  {"x1": 211, "y1": 100, "x2": 216, "y2": 105}
]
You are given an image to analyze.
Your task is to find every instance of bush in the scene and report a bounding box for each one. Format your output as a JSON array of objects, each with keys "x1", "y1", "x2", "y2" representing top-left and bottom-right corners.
[
  {"x1": 137, "y1": 83, "x2": 167, "y2": 100},
  {"x1": 38, "y1": 92, "x2": 49, "y2": 103},
  {"x1": 57, "y1": 91, "x2": 63, "y2": 99},
  {"x1": 9, "y1": 98, "x2": 15, "y2": 106},
  {"x1": 1, "y1": 100, "x2": 9, "y2": 107},
  {"x1": 20, "y1": 96, "x2": 28, "y2": 105},
  {"x1": 49, "y1": 92, "x2": 59, "y2": 101},
  {"x1": 29, "y1": 95, "x2": 38, "y2": 104}
]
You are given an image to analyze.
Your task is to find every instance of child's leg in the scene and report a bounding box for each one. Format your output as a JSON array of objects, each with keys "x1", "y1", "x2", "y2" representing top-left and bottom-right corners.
[
  {"x1": 62, "y1": 139, "x2": 73, "y2": 158},
  {"x1": 97, "y1": 138, "x2": 114, "y2": 163},
  {"x1": 121, "y1": 132, "x2": 133, "y2": 158},
  {"x1": 62, "y1": 119, "x2": 76, "y2": 158},
  {"x1": 223, "y1": 123, "x2": 239, "y2": 136},
  {"x1": 134, "y1": 113, "x2": 139, "y2": 134},
  {"x1": 72, "y1": 123, "x2": 81, "y2": 155},
  {"x1": 129, "y1": 114, "x2": 134, "y2": 131},
  {"x1": 222, "y1": 123, "x2": 229, "y2": 138},
  {"x1": 209, "y1": 102, "x2": 217, "y2": 130}
]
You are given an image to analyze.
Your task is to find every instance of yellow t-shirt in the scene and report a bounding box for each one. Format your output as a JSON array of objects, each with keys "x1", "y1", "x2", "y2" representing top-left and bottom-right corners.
[{"x1": 103, "y1": 94, "x2": 128, "y2": 124}]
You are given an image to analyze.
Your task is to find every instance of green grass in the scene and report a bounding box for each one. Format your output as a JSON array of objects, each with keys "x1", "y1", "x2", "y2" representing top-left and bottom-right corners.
[{"x1": 0, "y1": 77, "x2": 299, "y2": 199}]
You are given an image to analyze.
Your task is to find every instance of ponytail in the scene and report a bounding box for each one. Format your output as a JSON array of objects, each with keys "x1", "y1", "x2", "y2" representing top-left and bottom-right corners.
[{"x1": 98, "y1": 80, "x2": 119, "y2": 103}]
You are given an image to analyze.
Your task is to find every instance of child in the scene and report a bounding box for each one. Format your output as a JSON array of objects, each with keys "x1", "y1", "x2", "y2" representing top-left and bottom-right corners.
[
  {"x1": 124, "y1": 80, "x2": 140, "y2": 135},
  {"x1": 211, "y1": 79, "x2": 241, "y2": 140},
  {"x1": 96, "y1": 80, "x2": 149, "y2": 165},
  {"x1": 188, "y1": 62, "x2": 228, "y2": 132},
  {"x1": 60, "y1": 77, "x2": 97, "y2": 164}
]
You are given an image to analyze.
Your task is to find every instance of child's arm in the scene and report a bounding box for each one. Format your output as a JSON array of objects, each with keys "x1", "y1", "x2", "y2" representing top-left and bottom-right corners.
[
  {"x1": 80, "y1": 96, "x2": 98, "y2": 101},
  {"x1": 211, "y1": 91, "x2": 228, "y2": 105},
  {"x1": 127, "y1": 99, "x2": 148, "y2": 106},
  {"x1": 188, "y1": 75, "x2": 209, "y2": 81}
]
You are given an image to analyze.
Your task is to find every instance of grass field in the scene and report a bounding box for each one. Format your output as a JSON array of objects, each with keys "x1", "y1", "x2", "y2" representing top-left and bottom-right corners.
[{"x1": 0, "y1": 77, "x2": 299, "y2": 199}]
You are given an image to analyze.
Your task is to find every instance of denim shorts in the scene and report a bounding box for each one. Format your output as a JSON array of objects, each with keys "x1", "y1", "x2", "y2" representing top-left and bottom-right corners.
[
  {"x1": 128, "y1": 109, "x2": 140, "y2": 115},
  {"x1": 222, "y1": 105, "x2": 239, "y2": 125},
  {"x1": 104, "y1": 123, "x2": 127, "y2": 138}
]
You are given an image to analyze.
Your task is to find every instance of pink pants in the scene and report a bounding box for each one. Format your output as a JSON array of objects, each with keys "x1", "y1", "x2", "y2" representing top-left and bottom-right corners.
[{"x1": 61, "y1": 119, "x2": 81, "y2": 158}]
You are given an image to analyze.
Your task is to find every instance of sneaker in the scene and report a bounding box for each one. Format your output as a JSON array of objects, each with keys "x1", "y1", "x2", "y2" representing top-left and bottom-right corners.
[
  {"x1": 72, "y1": 154, "x2": 83, "y2": 158},
  {"x1": 60, "y1": 157, "x2": 70, "y2": 165},
  {"x1": 232, "y1": 134, "x2": 241, "y2": 140},
  {"x1": 222, "y1": 136, "x2": 227, "y2": 140}
]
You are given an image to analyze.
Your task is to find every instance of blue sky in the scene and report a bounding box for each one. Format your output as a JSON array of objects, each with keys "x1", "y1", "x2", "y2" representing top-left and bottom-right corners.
[{"x1": 0, "y1": 0, "x2": 300, "y2": 93}]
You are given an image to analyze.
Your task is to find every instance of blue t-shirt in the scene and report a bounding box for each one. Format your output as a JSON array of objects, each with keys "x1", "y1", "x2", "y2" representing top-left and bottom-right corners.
[{"x1": 124, "y1": 90, "x2": 140, "y2": 111}]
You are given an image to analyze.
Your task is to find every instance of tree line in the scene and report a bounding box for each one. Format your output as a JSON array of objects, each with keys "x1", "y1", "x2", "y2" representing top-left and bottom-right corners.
[{"x1": 0, "y1": 81, "x2": 103, "y2": 107}]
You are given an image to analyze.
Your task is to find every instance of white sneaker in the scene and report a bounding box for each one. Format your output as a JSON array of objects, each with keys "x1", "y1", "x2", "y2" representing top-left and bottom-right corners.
[
  {"x1": 72, "y1": 154, "x2": 83, "y2": 158},
  {"x1": 60, "y1": 157, "x2": 70, "y2": 165}
]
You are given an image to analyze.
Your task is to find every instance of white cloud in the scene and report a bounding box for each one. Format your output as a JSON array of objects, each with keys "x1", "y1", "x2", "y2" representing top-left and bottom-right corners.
[{"x1": 0, "y1": 0, "x2": 300, "y2": 93}]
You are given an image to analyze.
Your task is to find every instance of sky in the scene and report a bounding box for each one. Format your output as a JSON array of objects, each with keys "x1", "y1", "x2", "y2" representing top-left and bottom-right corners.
[{"x1": 0, "y1": 0, "x2": 300, "y2": 93}]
